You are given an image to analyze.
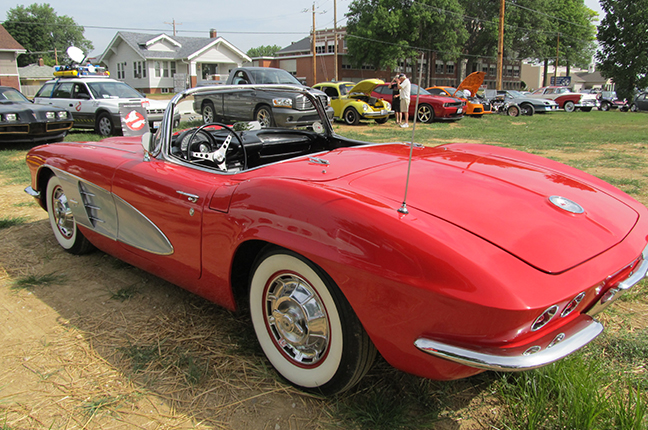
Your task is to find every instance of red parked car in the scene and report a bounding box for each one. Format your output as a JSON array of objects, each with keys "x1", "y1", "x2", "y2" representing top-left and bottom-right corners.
[
  {"x1": 529, "y1": 86, "x2": 598, "y2": 112},
  {"x1": 25, "y1": 84, "x2": 648, "y2": 395},
  {"x1": 372, "y1": 83, "x2": 465, "y2": 122}
]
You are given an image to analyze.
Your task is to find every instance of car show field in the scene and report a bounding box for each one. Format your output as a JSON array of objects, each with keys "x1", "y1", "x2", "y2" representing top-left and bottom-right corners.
[{"x1": 1, "y1": 109, "x2": 647, "y2": 429}]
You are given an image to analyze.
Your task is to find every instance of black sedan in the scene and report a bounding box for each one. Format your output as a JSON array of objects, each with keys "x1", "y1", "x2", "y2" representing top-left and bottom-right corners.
[
  {"x1": 0, "y1": 86, "x2": 73, "y2": 144},
  {"x1": 630, "y1": 92, "x2": 648, "y2": 112}
]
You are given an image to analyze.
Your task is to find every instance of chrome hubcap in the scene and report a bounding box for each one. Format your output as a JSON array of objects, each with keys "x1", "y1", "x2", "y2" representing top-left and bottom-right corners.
[
  {"x1": 257, "y1": 110, "x2": 270, "y2": 127},
  {"x1": 264, "y1": 273, "x2": 329, "y2": 365},
  {"x1": 52, "y1": 186, "x2": 74, "y2": 238}
]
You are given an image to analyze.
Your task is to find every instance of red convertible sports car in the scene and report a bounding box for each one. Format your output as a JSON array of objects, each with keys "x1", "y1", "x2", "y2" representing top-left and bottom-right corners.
[{"x1": 25, "y1": 84, "x2": 648, "y2": 395}]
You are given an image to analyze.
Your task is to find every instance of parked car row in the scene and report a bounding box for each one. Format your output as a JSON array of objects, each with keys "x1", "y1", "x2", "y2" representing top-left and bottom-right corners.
[{"x1": 24, "y1": 82, "x2": 648, "y2": 396}]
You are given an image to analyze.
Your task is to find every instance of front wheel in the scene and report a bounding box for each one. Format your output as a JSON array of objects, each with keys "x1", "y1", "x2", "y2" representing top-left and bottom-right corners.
[
  {"x1": 255, "y1": 105, "x2": 275, "y2": 128},
  {"x1": 599, "y1": 102, "x2": 610, "y2": 111},
  {"x1": 520, "y1": 103, "x2": 535, "y2": 116},
  {"x1": 96, "y1": 112, "x2": 114, "y2": 136},
  {"x1": 249, "y1": 248, "x2": 376, "y2": 395},
  {"x1": 46, "y1": 176, "x2": 94, "y2": 255},
  {"x1": 343, "y1": 108, "x2": 360, "y2": 125},
  {"x1": 416, "y1": 104, "x2": 435, "y2": 123},
  {"x1": 630, "y1": 104, "x2": 638, "y2": 112},
  {"x1": 563, "y1": 101, "x2": 575, "y2": 112}
]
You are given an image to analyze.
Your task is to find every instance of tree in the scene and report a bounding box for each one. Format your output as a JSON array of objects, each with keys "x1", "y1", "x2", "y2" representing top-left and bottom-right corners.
[
  {"x1": 3, "y1": 3, "x2": 93, "y2": 67},
  {"x1": 345, "y1": 0, "x2": 467, "y2": 72},
  {"x1": 247, "y1": 45, "x2": 282, "y2": 58},
  {"x1": 597, "y1": 0, "x2": 648, "y2": 100}
]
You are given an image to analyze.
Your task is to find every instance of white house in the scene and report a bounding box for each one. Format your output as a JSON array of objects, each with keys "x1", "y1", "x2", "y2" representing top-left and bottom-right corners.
[{"x1": 98, "y1": 30, "x2": 251, "y2": 93}]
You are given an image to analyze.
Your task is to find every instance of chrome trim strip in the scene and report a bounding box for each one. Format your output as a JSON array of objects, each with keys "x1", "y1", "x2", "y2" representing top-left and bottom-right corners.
[
  {"x1": 24, "y1": 186, "x2": 40, "y2": 198},
  {"x1": 414, "y1": 315, "x2": 603, "y2": 371}
]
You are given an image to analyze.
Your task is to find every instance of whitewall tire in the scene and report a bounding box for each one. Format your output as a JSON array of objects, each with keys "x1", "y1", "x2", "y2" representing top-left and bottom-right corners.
[{"x1": 249, "y1": 247, "x2": 375, "y2": 394}]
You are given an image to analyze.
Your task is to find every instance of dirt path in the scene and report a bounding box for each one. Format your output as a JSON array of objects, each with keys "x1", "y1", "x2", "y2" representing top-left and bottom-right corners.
[{"x1": 0, "y1": 177, "x2": 325, "y2": 429}]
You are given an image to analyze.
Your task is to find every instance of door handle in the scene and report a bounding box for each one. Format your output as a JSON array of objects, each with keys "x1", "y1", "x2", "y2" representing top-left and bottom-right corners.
[{"x1": 176, "y1": 191, "x2": 199, "y2": 203}]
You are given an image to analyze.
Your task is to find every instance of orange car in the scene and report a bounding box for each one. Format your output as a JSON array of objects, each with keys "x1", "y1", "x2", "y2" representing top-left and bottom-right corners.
[{"x1": 427, "y1": 72, "x2": 492, "y2": 117}]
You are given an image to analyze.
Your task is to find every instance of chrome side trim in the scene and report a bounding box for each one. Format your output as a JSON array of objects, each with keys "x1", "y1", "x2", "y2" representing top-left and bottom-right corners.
[
  {"x1": 47, "y1": 167, "x2": 173, "y2": 256},
  {"x1": 414, "y1": 314, "x2": 603, "y2": 371},
  {"x1": 113, "y1": 194, "x2": 174, "y2": 255}
]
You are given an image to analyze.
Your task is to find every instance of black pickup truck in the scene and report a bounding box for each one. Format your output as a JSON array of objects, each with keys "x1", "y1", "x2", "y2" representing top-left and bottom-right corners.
[{"x1": 193, "y1": 67, "x2": 332, "y2": 127}]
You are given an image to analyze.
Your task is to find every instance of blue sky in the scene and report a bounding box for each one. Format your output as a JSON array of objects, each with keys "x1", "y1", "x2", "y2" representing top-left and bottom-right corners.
[{"x1": 0, "y1": 0, "x2": 604, "y2": 58}]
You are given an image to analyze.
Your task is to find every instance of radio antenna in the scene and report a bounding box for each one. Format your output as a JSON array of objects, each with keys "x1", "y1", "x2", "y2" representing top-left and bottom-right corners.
[{"x1": 398, "y1": 53, "x2": 425, "y2": 215}]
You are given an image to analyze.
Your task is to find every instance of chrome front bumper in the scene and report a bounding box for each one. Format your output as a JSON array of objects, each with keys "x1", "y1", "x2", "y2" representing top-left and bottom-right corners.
[{"x1": 415, "y1": 244, "x2": 648, "y2": 372}]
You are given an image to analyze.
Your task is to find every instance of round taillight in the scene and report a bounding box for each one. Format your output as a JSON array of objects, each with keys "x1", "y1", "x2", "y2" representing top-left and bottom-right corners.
[
  {"x1": 531, "y1": 305, "x2": 559, "y2": 331},
  {"x1": 561, "y1": 292, "x2": 586, "y2": 317}
]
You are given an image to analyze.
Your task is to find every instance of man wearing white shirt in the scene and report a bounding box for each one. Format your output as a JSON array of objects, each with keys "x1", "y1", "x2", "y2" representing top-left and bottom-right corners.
[{"x1": 398, "y1": 74, "x2": 411, "y2": 128}]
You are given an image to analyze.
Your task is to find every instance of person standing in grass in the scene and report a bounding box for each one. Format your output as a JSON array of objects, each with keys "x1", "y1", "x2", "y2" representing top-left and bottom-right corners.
[
  {"x1": 398, "y1": 74, "x2": 411, "y2": 128},
  {"x1": 389, "y1": 75, "x2": 401, "y2": 125}
]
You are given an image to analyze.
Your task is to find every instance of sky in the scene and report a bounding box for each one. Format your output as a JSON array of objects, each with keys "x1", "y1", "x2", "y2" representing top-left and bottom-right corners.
[{"x1": 0, "y1": 0, "x2": 604, "y2": 59}]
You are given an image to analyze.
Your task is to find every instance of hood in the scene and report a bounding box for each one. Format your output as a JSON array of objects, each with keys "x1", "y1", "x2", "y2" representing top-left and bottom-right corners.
[
  {"x1": 349, "y1": 79, "x2": 385, "y2": 96},
  {"x1": 456, "y1": 72, "x2": 486, "y2": 97},
  {"x1": 335, "y1": 143, "x2": 638, "y2": 274}
]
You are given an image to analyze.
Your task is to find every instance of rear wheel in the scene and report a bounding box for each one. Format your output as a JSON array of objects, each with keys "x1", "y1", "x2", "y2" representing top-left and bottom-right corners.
[
  {"x1": 506, "y1": 105, "x2": 520, "y2": 117},
  {"x1": 343, "y1": 108, "x2": 360, "y2": 125},
  {"x1": 46, "y1": 176, "x2": 94, "y2": 255},
  {"x1": 96, "y1": 112, "x2": 114, "y2": 136},
  {"x1": 249, "y1": 247, "x2": 376, "y2": 394},
  {"x1": 416, "y1": 104, "x2": 435, "y2": 123},
  {"x1": 563, "y1": 101, "x2": 575, "y2": 112}
]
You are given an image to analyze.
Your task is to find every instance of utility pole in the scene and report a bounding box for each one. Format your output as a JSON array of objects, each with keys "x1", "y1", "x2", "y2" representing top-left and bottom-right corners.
[
  {"x1": 334, "y1": 0, "x2": 338, "y2": 81},
  {"x1": 553, "y1": 33, "x2": 560, "y2": 85},
  {"x1": 164, "y1": 19, "x2": 182, "y2": 36},
  {"x1": 312, "y1": 4, "x2": 317, "y2": 85},
  {"x1": 496, "y1": 0, "x2": 505, "y2": 90}
]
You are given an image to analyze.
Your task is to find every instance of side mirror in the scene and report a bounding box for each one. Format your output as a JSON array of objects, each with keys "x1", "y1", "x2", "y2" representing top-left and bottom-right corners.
[{"x1": 141, "y1": 132, "x2": 153, "y2": 153}]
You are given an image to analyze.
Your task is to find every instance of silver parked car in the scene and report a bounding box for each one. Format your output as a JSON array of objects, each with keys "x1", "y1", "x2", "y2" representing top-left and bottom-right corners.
[{"x1": 484, "y1": 90, "x2": 559, "y2": 116}]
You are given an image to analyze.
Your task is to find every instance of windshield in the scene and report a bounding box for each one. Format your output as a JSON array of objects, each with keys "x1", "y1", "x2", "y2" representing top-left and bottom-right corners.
[
  {"x1": 602, "y1": 91, "x2": 617, "y2": 99},
  {"x1": 0, "y1": 88, "x2": 30, "y2": 102},
  {"x1": 340, "y1": 84, "x2": 354, "y2": 95},
  {"x1": 506, "y1": 90, "x2": 525, "y2": 97},
  {"x1": 410, "y1": 84, "x2": 431, "y2": 96},
  {"x1": 249, "y1": 69, "x2": 303, "y2": 85},
  {"x1": 87, "y1": 81, "x2": 143, "y2": 99}
]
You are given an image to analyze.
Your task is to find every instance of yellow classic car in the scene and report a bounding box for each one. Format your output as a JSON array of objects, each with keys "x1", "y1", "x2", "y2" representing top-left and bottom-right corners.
[{"x1": 313, "y1": 79, "x2": 393, "y2": 125}]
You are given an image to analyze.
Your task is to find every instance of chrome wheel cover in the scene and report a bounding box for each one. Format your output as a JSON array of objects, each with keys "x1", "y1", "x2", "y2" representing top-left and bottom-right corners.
[
  {"x1": 264, "y1": 273, "x2": 329, "y2": 366},
  {"x1": 51, "y1": 186, "x2": 74, "y2": 239}
]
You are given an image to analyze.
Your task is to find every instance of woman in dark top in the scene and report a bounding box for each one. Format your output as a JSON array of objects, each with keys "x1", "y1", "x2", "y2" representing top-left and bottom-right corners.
[{"x1": 389, "y1": 76, "x2": 401, "y2": 124}]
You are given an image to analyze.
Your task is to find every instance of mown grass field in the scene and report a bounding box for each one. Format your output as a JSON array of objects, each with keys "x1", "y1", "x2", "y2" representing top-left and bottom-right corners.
[{"x1": 0, "y1": 109, "x2": 647, "y2": 429}]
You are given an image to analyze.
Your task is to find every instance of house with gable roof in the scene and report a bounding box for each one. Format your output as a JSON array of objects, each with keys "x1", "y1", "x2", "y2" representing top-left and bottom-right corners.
[
  {"x1": 0, "y1": 24, "x2": 26, "y2": 90},
  {"x1": 98, "y1": 30, "x2": 251, "y2": 93}
]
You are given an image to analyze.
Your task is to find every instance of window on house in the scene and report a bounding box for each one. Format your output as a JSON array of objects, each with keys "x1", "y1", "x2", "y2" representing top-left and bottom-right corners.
[
  {"x1": 446, "y1": 62, "x2": 455, "y2": 75},
  {"x1": 513, "y1": 66, "x2": 520, "y2": 78},
  {"x1": 435, "y1": 61, "x2": 444, "y2": 74},
  {"x1": 482, "y1": 64, "x2": 489, "y2": 74},
  {"x1": 489, "y1": 64, "x2": 496, "y2": 76},
  {"x1": 328, "y1": 44, "x2": 335, "y2": 53},
  {"x1": 170, "y1": 61, "x2": 176, "y2": 77},
  {"x1": 155, "y1": 61, "x2": 161, "y2": 78},
  {"x1": 133, "y1": 62, "x2": 137, "y2": 78}
]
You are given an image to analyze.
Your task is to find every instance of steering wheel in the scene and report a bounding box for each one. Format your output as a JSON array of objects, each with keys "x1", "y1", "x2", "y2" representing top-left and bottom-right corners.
[{"x1": 183, "y1": 123, "x2": 246, "y2": 171}]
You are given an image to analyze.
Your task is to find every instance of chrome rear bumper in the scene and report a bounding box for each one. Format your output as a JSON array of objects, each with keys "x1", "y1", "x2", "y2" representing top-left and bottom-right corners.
[{"x1": 415, "y1": 244, "x2": 648, "y2": 372}]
